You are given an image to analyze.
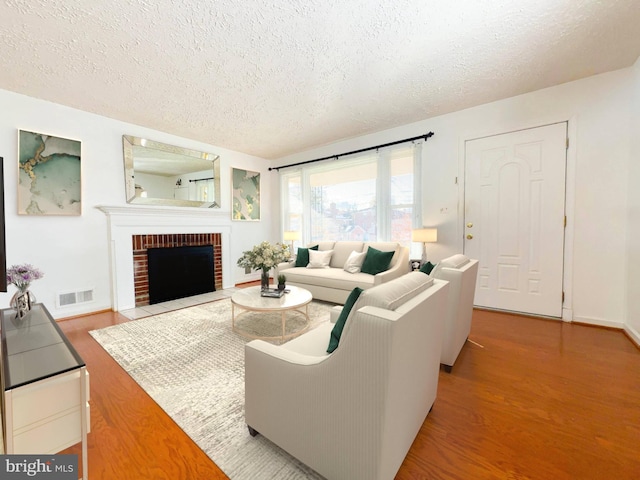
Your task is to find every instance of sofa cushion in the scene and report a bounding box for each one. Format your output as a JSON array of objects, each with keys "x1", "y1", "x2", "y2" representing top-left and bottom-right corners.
[
  {"x1": 307, "y1": 249, "x2": 333, "y2": 268},
  {"x1": 316, "y1": 241, "x2": 336, "y2": 251},
  {"x1": 295, "y1": 245, "x2": 319, "y2": 267},
  {"x1": 285, "y1": 267, "x2": 377, "y2": 291},
  {"x1": 343, "y1": 250, "x2": 367, "y2": 274},
  {"x1": 363, "y1": 241, "x2": 399, "y2": 252},
  {"x1": 330, "y1": 242, "x2": 364, "y2": 268},
  {"x1": 327, "y1": 287, "x2": 363, "y2": 353},
  {"x1": 361, "y1": 247, "x2": 395, "y2": 275}
]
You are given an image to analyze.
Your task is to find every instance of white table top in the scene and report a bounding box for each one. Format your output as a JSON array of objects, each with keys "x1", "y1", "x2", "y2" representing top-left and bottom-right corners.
[{"x1": 231, "y1": 285, "x2": 312, "y2": 311}]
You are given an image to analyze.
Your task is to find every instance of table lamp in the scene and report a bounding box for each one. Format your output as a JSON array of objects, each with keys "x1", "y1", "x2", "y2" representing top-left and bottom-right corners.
[
  {"x1": 283, "y1": 231, "x2": 300, "y2": 257},
  {"x1": 412, "y1": 228, "x2": 438, "y2": 263}
]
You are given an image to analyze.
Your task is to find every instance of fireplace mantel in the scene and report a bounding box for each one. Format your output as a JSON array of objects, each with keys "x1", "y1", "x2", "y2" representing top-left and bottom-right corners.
[
  {"x1": 98, "y1": 204, "x2": 230, "y2": 223},
  {"x1": 98, "y1": 205, "x2": 233, "y2": 311}
]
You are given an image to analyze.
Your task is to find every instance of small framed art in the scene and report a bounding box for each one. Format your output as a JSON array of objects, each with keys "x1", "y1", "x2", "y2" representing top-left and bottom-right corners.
[{"x1": 231, "y1": 167, "x2": 260, "y2": 221}]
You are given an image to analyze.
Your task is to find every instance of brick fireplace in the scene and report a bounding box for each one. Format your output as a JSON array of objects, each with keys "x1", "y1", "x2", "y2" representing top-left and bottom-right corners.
[
  {"x1": 99, "y1": 205, "x2": 232, "y2": 312},
  {"x1": 132, "y1": 233, "x2": 222, "y2": 306}
]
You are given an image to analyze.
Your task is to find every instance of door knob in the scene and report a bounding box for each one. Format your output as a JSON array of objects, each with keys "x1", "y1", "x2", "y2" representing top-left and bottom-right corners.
[
  {"x1": 466, "y1": 234, "x2": 473, "y2": 239},
  {"x1": 466, "y1": 222, "x2": 473, "y2": 228}
]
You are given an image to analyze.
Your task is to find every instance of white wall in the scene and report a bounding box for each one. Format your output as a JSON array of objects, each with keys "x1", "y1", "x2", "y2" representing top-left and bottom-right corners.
[
  {"x1": 275, "y1": 67, "x2": 634, "y2": 328},
  {"x1": 625, "y1": 58, "x2": 640, "y2": 344},
  {"x1": 0, "y1": 89, "x2": 272, "y2": 318},
  {"x1": 133, "y1": 171, "x2": 175, "y2": 199}
]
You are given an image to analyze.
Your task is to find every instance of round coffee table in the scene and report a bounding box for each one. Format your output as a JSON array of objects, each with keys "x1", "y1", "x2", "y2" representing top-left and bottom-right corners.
[{"x1": 231, "y1": 285, "x2": 313, "y2": 342}]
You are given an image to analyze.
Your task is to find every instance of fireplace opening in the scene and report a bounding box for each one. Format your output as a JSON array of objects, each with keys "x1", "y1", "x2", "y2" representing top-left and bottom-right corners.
[{"x1": 147, "y1": 245, "x2": 215, "y2": 304}]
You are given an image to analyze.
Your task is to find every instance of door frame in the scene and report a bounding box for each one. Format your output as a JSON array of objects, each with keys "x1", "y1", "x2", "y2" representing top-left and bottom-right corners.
[{"x1": 457, "y1": 117, "x2": 577, "y2": 321}]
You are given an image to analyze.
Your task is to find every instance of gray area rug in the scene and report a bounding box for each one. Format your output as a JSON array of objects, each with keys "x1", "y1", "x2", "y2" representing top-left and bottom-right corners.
[{"x1": 90, "y1": 299, "x2": 332, "y2": 479}]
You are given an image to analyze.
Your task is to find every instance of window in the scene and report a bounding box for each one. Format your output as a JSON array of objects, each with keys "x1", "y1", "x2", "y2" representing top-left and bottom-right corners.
[
  {"x1": 388, "y1": 151, "x2": 415, "y2": 245},
  {"x1": 281, "y1": 142, "x2": 422, "y2": 248}
]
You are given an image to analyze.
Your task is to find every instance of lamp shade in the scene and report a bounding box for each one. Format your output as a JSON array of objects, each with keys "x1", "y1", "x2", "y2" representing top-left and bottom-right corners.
[
  {"x1": 412, "y1": 228, "x2": 438, "y2": 243},
  {"x1": 283, "y1": 231, "x2": 300, "y2": 241}
]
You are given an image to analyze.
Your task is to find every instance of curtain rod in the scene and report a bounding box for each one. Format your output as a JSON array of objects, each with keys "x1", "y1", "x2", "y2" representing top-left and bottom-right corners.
[
  {"x1": 189, "y1": 177, "x2": 214, "y2": 182},
  {"x1": 269, "y1": 131, "x2": 434, "y2": 172}
]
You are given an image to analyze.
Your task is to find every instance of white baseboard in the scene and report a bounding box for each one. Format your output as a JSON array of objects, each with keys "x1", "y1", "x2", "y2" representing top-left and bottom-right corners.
[
  {"x1": 571, "y1": 316, "x2": 624, "y2": 329},
  {"x1": 544, "y1": 314, "x2": 639, "y2": 347},
  {"x1": 624, "y1": 324, "x2": 640, "y2": 347}
]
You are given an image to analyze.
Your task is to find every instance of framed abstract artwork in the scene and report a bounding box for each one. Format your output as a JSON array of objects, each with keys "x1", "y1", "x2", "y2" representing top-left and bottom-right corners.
[
  {"x1": 232, "y1": 167, "x2": 260, "y2": 221},
  {"x1": 18, "y1": 129, "x2": 82, "y2": 216}
]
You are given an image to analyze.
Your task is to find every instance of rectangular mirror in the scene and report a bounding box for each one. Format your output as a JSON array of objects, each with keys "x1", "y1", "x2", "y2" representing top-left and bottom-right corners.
[{"x1": 123, "y1": 135, "x2": 221, "y2": 208}]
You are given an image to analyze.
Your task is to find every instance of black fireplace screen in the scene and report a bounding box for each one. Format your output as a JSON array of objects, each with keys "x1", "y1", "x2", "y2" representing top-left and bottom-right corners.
[{"x1": 147, "y1": 245, "x2": 215, "y2": 304}]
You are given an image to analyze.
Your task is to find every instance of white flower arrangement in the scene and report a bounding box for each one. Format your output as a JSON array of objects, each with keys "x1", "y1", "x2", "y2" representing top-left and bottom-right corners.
[{"x1": 237, "y1": 241, "x2": 290, "y2": 272}]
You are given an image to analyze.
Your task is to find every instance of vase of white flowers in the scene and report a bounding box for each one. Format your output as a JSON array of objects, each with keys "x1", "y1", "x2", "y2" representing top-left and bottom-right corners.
[
  {"x1": 237, "y1": 241, "x2": 290, "y2": 291},
  {"x1": 7, "y1": 263, "x2": 44, "y2": 310},
  {"x1": 260, "y1": 268, "x2": 270, "y2": 291}
]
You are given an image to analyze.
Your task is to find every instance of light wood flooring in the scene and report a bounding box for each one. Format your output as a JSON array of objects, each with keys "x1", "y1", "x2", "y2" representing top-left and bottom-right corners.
[{"x1": 58, "y1": 302, "x2": 640, "y2": 479}]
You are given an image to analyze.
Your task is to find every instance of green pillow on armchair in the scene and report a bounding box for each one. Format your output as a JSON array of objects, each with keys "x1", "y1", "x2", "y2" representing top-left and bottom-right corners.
[{"x1": 327, "y1": 287, "x2": 363, "y2": 353}]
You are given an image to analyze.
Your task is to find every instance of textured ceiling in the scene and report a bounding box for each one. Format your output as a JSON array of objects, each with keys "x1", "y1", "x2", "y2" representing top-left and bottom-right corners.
[{"x1": 1, "y1": 0, "x2": 640, "y2": 159}]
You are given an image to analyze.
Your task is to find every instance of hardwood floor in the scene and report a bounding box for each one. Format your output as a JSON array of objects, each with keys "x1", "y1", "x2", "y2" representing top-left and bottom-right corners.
[{"x1": 57, "y1": 305, "x2": 640, "y2": 479}]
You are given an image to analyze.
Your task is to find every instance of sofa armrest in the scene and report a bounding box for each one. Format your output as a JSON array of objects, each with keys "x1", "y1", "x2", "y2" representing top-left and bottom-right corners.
[{"x1": 278, "y1": 261, "x2": 294, "y2": 272}]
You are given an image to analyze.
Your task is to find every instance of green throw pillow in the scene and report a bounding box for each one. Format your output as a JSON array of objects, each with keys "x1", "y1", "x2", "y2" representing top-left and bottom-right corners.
[
  {"x1": 419, "y1": 261, "x2": 436, "y2": 275},
  {"x1": 295, "y1": 245, "x2": 319, "y2": 267},
  {"x1": 360, "y1": 247, "x2": 395, "y2": 275},
  {"x1": 327, "y1": 287, "x2": 363, "y2": 353}
]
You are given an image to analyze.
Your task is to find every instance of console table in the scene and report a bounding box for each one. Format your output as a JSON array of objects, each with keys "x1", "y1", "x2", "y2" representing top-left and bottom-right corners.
[{"x1": 1, "y1": 303, "x2": 89, "y2": 479}]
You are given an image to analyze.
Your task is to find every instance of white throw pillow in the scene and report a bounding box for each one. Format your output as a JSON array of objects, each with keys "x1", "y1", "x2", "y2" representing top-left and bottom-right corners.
[
  {"x1": 343, "y1": 250, "x2": 367, "y2": 274},
  {"x1": 307, "y1": 249, "x2": 333, "y2": 268}
]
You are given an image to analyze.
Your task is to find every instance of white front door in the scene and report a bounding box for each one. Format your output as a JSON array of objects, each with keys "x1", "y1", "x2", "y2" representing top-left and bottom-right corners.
[{"x1": 464, "y1": 123, "x2": 567, "y2": 317}]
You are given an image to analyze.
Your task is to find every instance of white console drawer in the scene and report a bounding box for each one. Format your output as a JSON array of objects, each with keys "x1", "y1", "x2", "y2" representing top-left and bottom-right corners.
[
  {"x1": 10, "y1": 369, "x2": 89, "y2": 430},
  {"x1": 13, "y1": 407, "x2": 83, "y2": 454}
]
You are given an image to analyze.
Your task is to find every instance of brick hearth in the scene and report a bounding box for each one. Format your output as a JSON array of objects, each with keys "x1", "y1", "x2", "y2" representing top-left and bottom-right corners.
[{"x1": 132, "y1": 233, "x2": 222, "y2": 306}]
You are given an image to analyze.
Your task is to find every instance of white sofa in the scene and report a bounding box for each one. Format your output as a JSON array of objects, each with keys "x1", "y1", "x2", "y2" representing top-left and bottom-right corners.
[
  {"x1": 430, "y1": 254, "x2": 479, "y2": 372},
  {"x1": 245, "y1": 272, "x2": 449, "y2": 480},
  {"x1": 278, "y1": 241, "x2": 410, "y2": 304}
]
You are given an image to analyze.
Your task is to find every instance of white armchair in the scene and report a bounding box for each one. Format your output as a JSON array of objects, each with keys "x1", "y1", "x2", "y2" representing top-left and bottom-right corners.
[
  {"x1": 244, "y1": 272, "x2": 449, "y2": 480},
  {"x1": 430, "y1": 254, "x2": 479, "y2": 372}
]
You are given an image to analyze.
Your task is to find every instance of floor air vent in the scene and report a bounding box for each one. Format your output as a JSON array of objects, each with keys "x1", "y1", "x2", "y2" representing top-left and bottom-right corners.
[{"x1": 57, "y1": 288, "x2": 94, "y2": 307}]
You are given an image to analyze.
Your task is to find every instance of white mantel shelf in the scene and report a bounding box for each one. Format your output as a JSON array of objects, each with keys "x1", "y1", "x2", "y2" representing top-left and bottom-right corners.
[
  {"x1": 98, "y1": 205, "x2": 233, "y2": 311},
  {"x1": 97, "y1": 204, "x2": 231, "y2": 221}
]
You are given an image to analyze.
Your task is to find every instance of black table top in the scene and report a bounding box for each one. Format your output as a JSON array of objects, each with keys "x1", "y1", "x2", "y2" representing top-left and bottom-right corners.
[{"x1": 1, "y1": 303, "x2": 85, "y2": 390}]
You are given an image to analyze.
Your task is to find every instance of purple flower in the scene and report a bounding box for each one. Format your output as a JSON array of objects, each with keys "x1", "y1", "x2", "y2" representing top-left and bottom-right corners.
[{"x1": 6, "y1": 263, "x2": 44, "y2": 292}]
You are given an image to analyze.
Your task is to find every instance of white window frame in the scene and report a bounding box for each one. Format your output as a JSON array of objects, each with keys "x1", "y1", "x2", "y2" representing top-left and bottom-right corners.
[{"x1": 280, "y1": 141, "x2": 423, "y2": 246}]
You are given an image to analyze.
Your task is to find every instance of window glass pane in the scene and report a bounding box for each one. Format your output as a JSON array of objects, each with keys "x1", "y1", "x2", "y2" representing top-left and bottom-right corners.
[
  {"x1": 389, "y1": 149, "x2": 414, "y2": 244},
  {"x1": 390, "y1": 155, "x2": 413, "y2": 205},
  {"x1": 390, "y1": 206, "x2": 413, "y2": 244},
  {"x1": 286, "y1": 175, "x2": 302, "y2": 218},
  {"x1": 281, "y1": 174, "x2": 303, "y2": 251},
  {"x1": 309, "y1": 161, "x2": 377, "y2": 242}
]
